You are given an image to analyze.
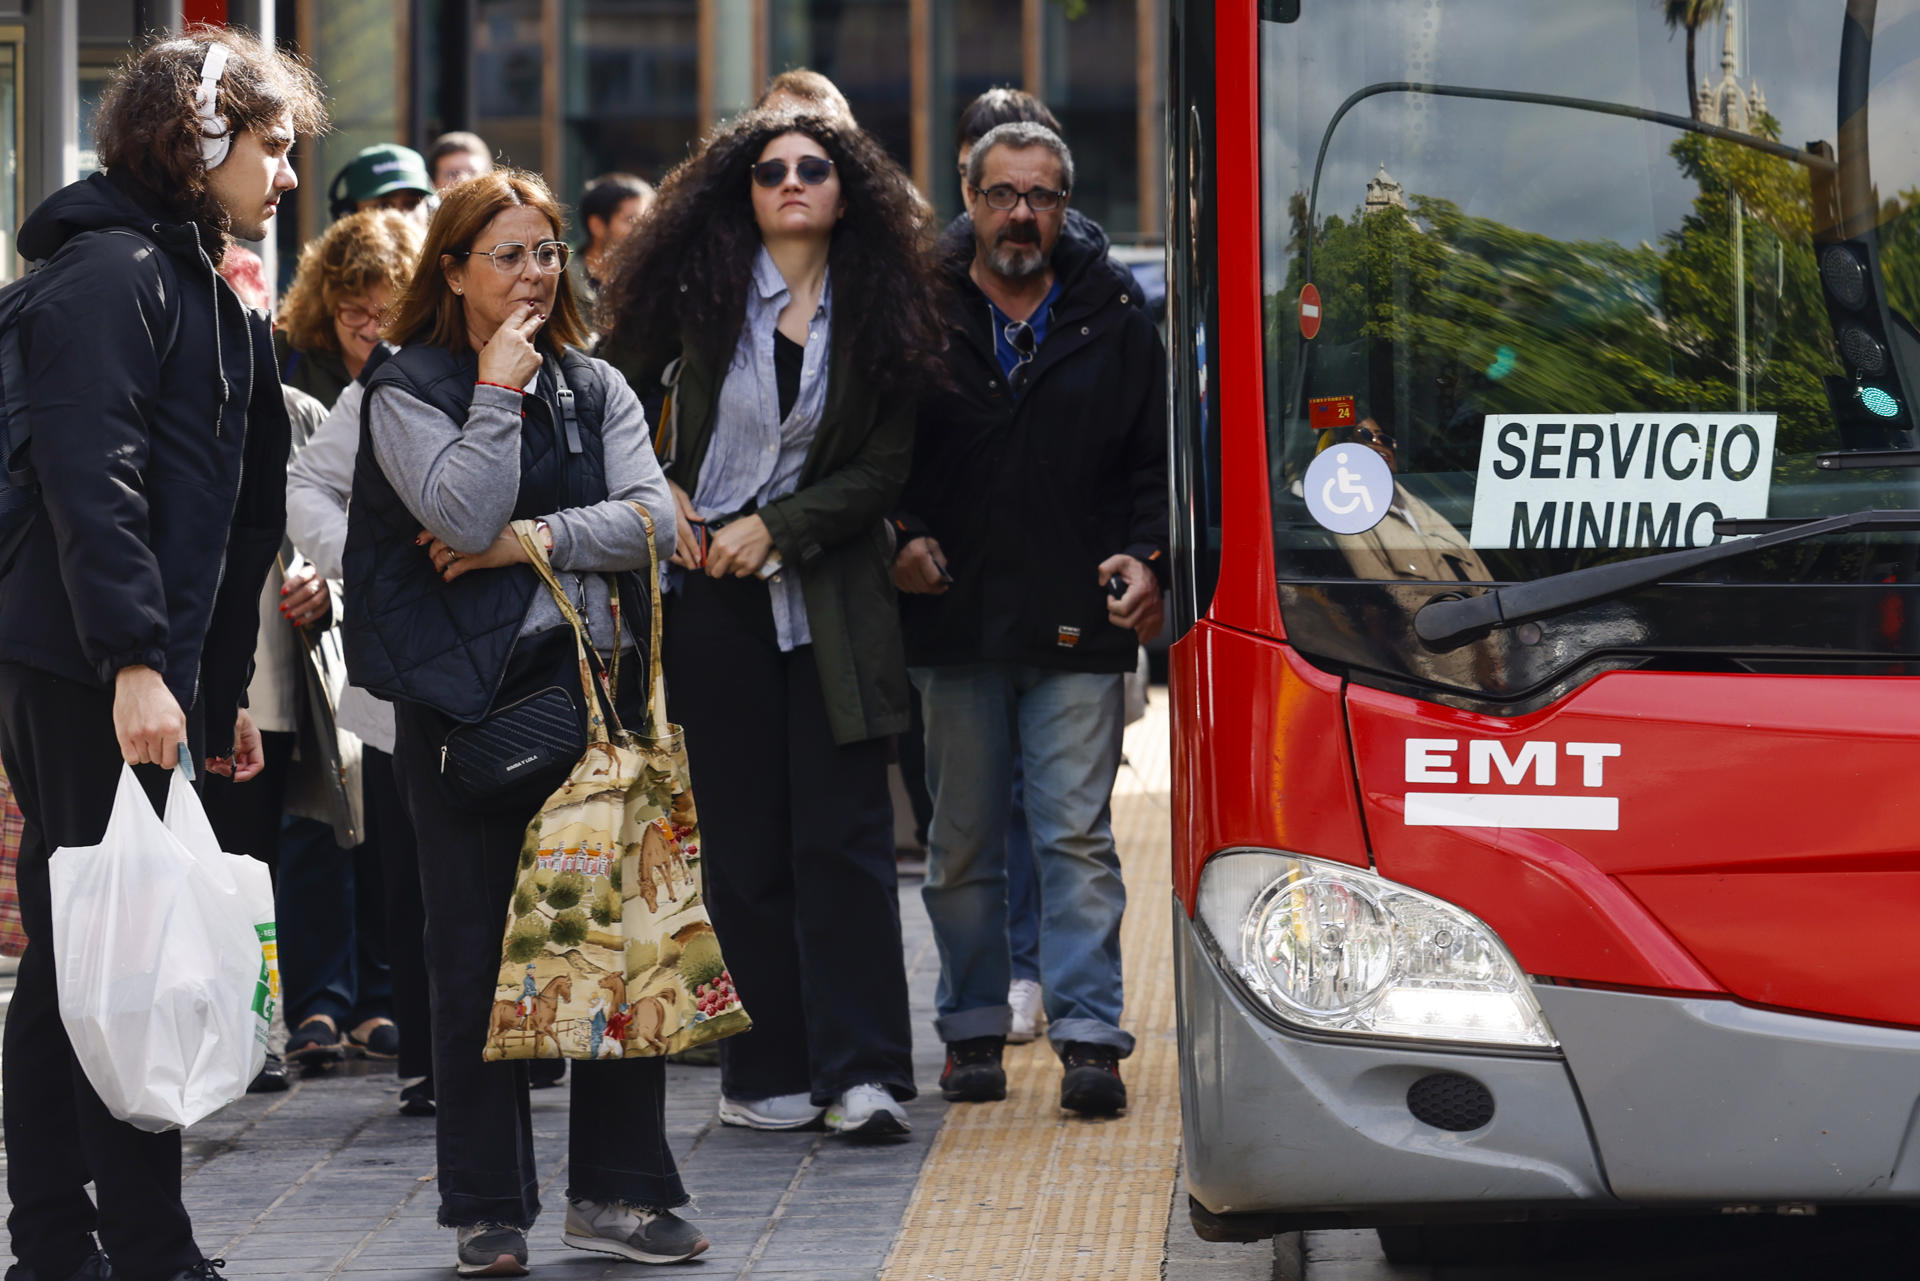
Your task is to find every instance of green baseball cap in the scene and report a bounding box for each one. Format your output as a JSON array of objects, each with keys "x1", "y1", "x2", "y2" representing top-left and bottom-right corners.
[{"x1": 328, "y1": 144, "x2": 433, "y2": 218}]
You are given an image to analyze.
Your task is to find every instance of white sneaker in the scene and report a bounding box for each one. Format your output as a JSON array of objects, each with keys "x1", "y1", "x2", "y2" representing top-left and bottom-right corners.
[
  {"x1": 1008, "y1": 978, "x2": 1045, "y2": 1044},
  {"x1": 563, "y1": 1198, "x2": 710, "y2": 1264},
  {"x1": 826, "y1": 1083, "x2": 910, "y2": 1137},
  {"x1": 717, "y1": 1091, "x2": 825, "y2": 1130}
]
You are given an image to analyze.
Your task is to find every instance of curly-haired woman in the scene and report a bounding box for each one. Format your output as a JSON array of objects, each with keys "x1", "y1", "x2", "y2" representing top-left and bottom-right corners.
[
  {"x1": 275, "y1": 208, "x2": 422, "y2": 407},
  {"x1": 600, "y1": 109, "x2": 942, "y2": 1139}
]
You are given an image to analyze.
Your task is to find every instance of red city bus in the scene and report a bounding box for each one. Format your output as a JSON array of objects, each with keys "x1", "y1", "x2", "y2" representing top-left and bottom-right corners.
[{"x1": 1169, "y1": 0, "x2": 1920, "y2": 1255}]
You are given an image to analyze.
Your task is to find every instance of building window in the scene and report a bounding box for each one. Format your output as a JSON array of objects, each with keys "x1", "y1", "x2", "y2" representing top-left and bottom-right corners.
[
  {"x1": 563, "y1": 0, "x2": 699, "y2": 195},
  {"x1": 1043, "y1": 0, "x2": 1136, "y2": 238},
  {"x1": 929, "y1": 0, "x2": 1022, "y2": 223},
  {"x1": 473, "y1": 0, "x2": 545, "y2": 171},
  {"x1": 767, "y1": 0, "x2": 912, "y2": 170}
]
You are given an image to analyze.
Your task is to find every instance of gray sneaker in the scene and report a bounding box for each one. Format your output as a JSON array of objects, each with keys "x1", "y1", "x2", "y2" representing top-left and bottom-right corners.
[
  {"x1": 717, "y1": 1090, "x2": 824, "y2": 1130},
  {"x1": 455, "y1": 1223, "x2": 529, "y2": 1276},
  {"x1": 562, "y1": 1199, "x2": 709, "y2": 1264},
  {"x1": 826, "y1": 1083, "x2": 910, "y2": 1138}
]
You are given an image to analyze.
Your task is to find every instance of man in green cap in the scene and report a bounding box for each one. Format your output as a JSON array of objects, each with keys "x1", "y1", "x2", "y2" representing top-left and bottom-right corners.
[{"x1": 328, "y1": 142, "x2": 432, "y2": 225}]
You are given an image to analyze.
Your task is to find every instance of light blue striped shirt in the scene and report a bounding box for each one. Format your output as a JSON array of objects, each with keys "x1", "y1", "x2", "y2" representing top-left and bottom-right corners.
[{"x1": 687, "y1": 246, "x2": 831, "y2": 651}]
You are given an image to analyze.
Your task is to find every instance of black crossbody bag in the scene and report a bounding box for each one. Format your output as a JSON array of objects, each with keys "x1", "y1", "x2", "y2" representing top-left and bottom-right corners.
[{"x1": 436, "y1": 364, "x2": 628, "y2": 814}]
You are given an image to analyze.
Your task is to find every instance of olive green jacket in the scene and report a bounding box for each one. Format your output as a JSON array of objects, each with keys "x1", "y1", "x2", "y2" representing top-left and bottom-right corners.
[{"x1": 614, "y1": 336, "x2": 913, "y2": 746}]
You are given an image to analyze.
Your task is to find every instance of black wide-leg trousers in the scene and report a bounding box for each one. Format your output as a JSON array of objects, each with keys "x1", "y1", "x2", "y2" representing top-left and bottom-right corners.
[
  {"x1": 662, "y1": 572, "x2": 915, "y2": 1107},
  {"x1": 391, "y1": 680, "x2": 686, "y2": 1228}
]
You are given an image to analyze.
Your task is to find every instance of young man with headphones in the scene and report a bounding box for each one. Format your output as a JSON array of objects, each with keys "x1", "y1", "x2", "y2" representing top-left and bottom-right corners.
[{"x1": 0, "y1": 30, "x2": 324, "y2": 1281}]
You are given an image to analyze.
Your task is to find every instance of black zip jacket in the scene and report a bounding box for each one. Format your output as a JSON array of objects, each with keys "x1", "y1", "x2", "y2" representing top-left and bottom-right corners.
[
  {"x1": 1, "y1": 171, "x2": 289, "y2": 741},
  {"x1": 896, "y1": 214, "x2": 1168, "y2": 673}
]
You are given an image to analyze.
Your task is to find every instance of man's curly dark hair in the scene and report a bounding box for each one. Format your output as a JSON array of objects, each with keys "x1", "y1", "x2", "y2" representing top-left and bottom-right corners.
[
  {"x1": 598, "y1": 109, "x2": 944, "y2": 397},
  {"x1": 93, "y1": 26, "x2": 326, "y2": 258}
]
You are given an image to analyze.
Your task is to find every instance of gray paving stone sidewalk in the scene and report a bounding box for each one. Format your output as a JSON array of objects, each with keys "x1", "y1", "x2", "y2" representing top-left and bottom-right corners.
[{"x1": 0, "y1": 878, "x2": 948, "y2": 1281}]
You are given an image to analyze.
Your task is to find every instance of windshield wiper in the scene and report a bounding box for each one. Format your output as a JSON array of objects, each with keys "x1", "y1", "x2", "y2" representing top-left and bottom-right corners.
[{"x1": 1414, "y1": 508, "x2": 1920, "y2": 648}]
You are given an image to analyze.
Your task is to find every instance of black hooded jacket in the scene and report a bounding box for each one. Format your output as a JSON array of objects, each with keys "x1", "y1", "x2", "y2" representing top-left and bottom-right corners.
[
  {"x1": 1, "y1": 171, "x2": 289, "y2": 741},
  {"x1": 896, "y1": 211, "x2": 1167, "y2": 674}
]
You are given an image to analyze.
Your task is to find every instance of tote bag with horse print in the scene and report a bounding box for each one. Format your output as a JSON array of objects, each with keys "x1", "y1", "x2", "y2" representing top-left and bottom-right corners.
[{"x1": 486, "y1": 515, "x2": 749, "y2": 1062}]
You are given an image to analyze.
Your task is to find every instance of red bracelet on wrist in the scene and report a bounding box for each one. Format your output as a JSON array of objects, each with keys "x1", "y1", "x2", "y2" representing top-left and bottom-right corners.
[{"x1": 475, "y1": 380, "x2": 524, "y2": 394}]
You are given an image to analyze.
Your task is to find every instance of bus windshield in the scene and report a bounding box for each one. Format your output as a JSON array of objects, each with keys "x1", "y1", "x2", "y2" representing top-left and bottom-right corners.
[{"x1": 1263, "y1": 1, "x2": 1920, "y2": 596}]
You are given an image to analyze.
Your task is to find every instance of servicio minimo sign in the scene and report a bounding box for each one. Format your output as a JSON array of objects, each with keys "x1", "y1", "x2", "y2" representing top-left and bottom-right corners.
[{"x1": 1468, "y1": 414, "x2": 1776, "y2": 550}]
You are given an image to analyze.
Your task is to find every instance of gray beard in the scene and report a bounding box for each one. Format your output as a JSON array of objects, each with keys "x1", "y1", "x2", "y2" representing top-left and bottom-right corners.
[{"x1": 985, "y1": 240, "x2": 1045, "y2": 279}]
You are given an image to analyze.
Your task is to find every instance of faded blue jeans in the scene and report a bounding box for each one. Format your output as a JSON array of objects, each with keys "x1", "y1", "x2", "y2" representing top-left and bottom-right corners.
[{"x1": 912, "y1": 664, "x2": 1134, "y2": 1057}]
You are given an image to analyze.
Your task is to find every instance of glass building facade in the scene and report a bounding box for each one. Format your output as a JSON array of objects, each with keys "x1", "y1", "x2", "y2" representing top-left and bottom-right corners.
[{"x1": 395, "y1": 0, "x2": 1163, "y2": 245}]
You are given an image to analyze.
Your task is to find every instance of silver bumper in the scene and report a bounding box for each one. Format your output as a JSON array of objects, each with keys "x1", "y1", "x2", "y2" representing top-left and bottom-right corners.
[{"x1": 1177, "y1": 904, "x2": 1920, "y2": 1221}]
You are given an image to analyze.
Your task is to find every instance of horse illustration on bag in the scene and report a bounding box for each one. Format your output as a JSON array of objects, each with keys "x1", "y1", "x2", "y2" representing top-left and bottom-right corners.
[{"x1": 489, "y1": 973, "x2": 572, "y2": 1057}]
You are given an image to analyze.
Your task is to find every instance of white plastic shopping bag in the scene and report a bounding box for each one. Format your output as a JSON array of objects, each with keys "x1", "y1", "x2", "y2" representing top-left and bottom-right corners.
[{"x1": 48, "y1": 763, "x2": 276, "y2": 1132}]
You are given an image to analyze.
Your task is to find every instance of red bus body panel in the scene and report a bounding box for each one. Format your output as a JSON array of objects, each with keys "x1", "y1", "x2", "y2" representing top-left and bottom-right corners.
[
  {"x1": 1170, "y1": 623, "x2": 1369, "y2": 909},
  {"x1": 1349, "y1": 673, "x2": 1920, "y2": 1026}
]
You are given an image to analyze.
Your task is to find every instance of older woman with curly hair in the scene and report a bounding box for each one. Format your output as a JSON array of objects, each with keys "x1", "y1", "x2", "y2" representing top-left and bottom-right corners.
[
  {"x1": 600, "y1": 109, "x2": 942, "y2": 1140},
  {"x1": 275, "y1": 208, "x2": 422, "y2": 406}
]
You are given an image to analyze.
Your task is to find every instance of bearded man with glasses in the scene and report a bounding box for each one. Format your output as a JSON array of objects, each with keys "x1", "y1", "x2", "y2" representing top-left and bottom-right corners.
[{"x1": 892, "y1": 121, "x2": 1168, "y2": 1117}]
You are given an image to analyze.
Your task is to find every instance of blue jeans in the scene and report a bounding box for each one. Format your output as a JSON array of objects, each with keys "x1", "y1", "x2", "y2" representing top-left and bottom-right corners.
[
  {"x1": 1006, "y1": 763, "x2": 1041, "y2": 983},
  {"x1": 277, "y1": 815, "x2": 392, "y2": 1031},
  {"x1": 912, "y1": 664, "x2": 1133, "y2": 1056}
]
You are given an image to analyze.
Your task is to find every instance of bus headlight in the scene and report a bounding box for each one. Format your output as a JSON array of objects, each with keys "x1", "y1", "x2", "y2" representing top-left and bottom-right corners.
[{"x1": 1194, "y1": 851, "x2": 1557, "y2": 1049}]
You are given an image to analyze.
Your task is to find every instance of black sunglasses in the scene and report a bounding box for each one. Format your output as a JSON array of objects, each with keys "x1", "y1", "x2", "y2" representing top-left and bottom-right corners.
[
  {"x1": 1002, "y1": 318, "x2": 1037, "y2": 392},
  {"x1": 752, "y1": 156, "x2": 835, "y2": 188}
]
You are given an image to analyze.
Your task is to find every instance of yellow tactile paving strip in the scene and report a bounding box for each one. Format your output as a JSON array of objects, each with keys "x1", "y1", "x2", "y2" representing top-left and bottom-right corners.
[{"x1": 879, "y1": 697, "x2": 1178, "y2": 1281}]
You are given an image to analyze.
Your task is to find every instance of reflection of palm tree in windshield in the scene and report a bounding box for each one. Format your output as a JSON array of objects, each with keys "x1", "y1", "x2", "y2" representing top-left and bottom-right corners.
[{"x1": 1662, "y1": 0, "x2": 1728, "y2": 122}]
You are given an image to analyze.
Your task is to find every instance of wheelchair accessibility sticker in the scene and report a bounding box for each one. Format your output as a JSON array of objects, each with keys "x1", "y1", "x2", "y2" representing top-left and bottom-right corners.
[{"x1": 1304, "y1": 444, "x2": 1393, "y2": 535}]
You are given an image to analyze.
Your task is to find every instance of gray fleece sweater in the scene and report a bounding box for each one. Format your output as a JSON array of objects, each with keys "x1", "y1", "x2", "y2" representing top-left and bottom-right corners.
[{"x1": 366, "y1": 354, "x2": 675, "y2": 658}]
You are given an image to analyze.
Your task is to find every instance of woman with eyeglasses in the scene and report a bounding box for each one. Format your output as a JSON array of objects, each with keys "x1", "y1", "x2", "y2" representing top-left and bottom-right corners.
[
  {"x1": 599, "y1": 110, "x2": 943, "y2": 1139},
  {"x1": 275, "y1": 208, "x2": 422, "y2": 406},
  {"x1": 249, "y1": 208, "x2": 426, "y2": 1084},
  {"x1": 343, "y1": 170, "x2": 707, "y2": 1272}
]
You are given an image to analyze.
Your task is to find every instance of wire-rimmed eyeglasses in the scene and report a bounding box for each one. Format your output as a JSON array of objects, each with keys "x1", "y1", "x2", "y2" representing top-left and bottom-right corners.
[{"x1": 459, "y1": 240, "x2": 571, "y2": 275}]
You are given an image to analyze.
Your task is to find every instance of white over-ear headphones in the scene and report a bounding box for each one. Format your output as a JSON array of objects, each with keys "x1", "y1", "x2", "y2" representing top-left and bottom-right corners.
[{"x1": 194, "y1": 42, "x2": 233, "y2": 171}]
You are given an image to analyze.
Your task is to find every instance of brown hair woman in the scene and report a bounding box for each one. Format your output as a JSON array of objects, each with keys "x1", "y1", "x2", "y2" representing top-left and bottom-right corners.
[{"x1": 342, "y1": 169, "x2": 706, "y2": 1272}]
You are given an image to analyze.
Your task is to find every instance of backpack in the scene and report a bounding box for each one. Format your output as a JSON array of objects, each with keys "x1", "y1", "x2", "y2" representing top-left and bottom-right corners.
[{"x1": 0, "y1": 229, "x2": 178, "y2": 576}]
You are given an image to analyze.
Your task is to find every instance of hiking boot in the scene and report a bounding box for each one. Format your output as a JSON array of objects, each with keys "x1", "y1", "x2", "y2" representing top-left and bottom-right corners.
[
  {"x1": 939, "y1": 1035, "x2": 1006, "y2": 1102},
  {"x1": 825, "y1": 1083, "x2": 910, "y2": 1138},
  {"x1": 562, "y1": 1199, "x2": 709, "y2": 1264},
  {"x1": 717, "y1": 1091, "x2": 824, "y2": 1130},
  {"x1": 1007, "y1": 979, "x2": 1044, "y2": 1044},
  {"x1": 1059, "y1": 1042, "x2": 1127, "y2": 1115},
  {"x1": 455, "y1": 1224, "x2": 528, "y2": 1277}
]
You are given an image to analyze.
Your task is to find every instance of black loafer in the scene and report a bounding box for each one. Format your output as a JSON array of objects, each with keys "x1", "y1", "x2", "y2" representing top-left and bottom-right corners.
[
  {"x1": 246, "y1": 1051, "x2": 289, "y2": 1094},
  {"x1": 399, "y1": 1076, "x2": 436, "y2": 1117}
]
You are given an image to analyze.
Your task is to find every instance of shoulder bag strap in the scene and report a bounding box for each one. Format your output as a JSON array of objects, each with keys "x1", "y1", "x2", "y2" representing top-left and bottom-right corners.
[{"x1": 511, "y1": 518, "x2": 628, "y2": 743}]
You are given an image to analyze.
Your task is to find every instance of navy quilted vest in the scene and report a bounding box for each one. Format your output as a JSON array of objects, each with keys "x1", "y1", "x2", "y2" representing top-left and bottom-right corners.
[{"x1": 343, "y1": 342, "x2": 614, "y2": 723}]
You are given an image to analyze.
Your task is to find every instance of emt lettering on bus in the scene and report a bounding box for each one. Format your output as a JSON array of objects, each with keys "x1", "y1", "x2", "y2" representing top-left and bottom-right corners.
[
  {"x1": 1403, "y1": 739, "x2": 1622, "y2": 788},
  {"x1": 1468, "y1": 413, "x2": 1777, "y2": 551}
]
